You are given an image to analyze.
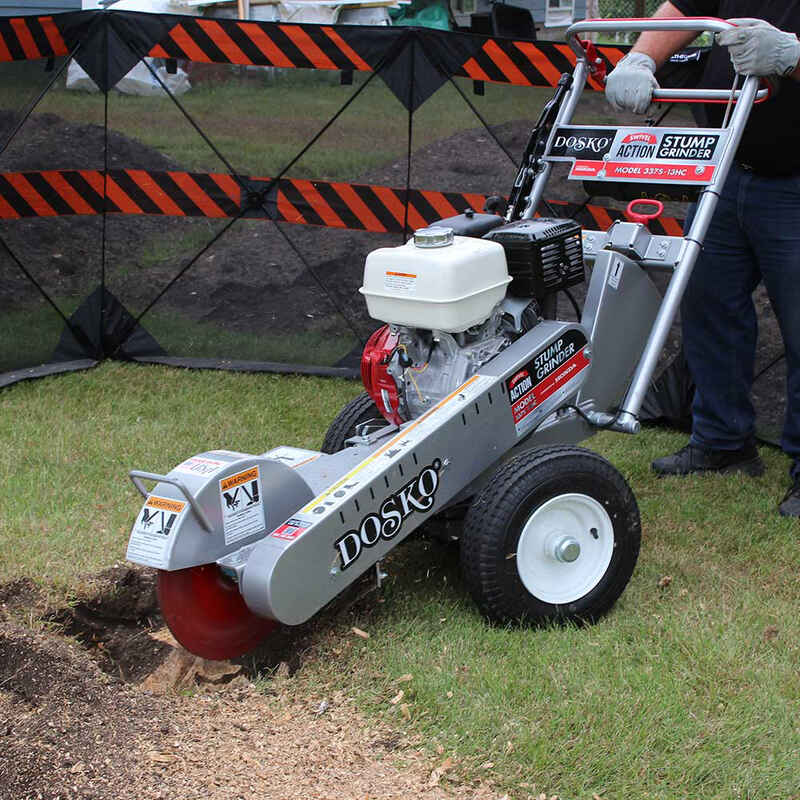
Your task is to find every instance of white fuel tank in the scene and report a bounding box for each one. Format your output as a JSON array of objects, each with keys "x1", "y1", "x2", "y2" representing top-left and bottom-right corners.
[{"x1": 360, "y1": 228, "x2": 511, "y2": 332}]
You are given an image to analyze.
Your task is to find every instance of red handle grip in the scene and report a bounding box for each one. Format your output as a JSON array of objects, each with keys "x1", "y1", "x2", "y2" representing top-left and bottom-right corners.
[{"x1": 625, "y1": 199, "x2": 664, "y2": 226}]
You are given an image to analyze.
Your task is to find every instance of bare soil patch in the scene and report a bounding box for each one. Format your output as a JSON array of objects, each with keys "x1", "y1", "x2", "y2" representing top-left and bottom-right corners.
[{"x1": 0, "y1": 567, "x2": 497, "y2": 800}]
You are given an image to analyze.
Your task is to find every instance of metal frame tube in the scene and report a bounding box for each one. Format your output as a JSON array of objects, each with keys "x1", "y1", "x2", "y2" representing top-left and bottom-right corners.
[
  {"x1": 618, "y1": 75, "x2": 760, "y2": 423},
  {"x1": 565, "y1": 18, "x2": 765, "y2": 103},
  {"x1": 521, "y1": 60, "x2": 589, "y2": 219},
  {"x1": 129, "y1": 469, "x2": 213, "y2": 533},
  {"x1": 518, "y1": 15, "x2": 762, "y2": 429}
]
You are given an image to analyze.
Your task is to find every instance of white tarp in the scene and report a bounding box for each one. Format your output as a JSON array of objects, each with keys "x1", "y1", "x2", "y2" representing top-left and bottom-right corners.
[
  {"x1": 68, "y1": 0, "x2": 192, "y2": 95},
  {"x1": 66, "y1": 58, "x2": 192, "y2": 95}
]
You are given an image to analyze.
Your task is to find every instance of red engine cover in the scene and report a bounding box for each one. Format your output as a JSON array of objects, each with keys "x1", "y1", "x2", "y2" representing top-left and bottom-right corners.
[{"x1": 361, "y1": 325, "x2": 404, "y2": 425}]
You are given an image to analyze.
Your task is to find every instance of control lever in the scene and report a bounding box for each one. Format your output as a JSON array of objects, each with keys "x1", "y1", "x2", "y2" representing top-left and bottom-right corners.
[{"x1": 625, "y1": 199, "x2": 664, "y2": 227}]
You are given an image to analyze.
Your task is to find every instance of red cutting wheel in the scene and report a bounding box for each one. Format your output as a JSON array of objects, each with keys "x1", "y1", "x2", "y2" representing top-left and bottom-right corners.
[{"x1": 157, "y1": 565, "x2": 277, "y2": 660}]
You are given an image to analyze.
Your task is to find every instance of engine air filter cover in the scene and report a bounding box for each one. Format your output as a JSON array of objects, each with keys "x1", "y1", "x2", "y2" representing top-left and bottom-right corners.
[{"x1": 484, "y1": 218, "x2": 584, "y2": 299}]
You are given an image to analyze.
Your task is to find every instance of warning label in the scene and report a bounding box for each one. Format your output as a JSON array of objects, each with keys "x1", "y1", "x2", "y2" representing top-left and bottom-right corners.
[
  {"x1": 174, "y1": 455, "x2": 228, "y2": 478},
  {"x1": 384, "y1": 271, "x2": 417, "y2": 294},
  {"x1": 506, "y1": 330, "x2": 590, "y2": 435},
  {"x1": 271, "y1": 517, "x2": 312, "y2": 541},
  {"x1": 126, "y1": 495, "x2": 187, "y2": 569},
  {"x1": 219, "y1": 466, "x2": 266, "y2": 545}
]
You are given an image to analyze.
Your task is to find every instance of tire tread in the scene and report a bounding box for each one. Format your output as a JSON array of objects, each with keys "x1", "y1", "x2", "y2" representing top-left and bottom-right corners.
[
  {"x1": 321, "y1": 392, "x2": 381, "y2": 454},
  {"x1": 460, "y1": 445, "x2": 640, "y2": 625}
]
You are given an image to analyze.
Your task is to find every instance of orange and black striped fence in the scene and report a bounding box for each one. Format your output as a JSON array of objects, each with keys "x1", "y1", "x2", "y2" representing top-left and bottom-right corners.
[
  {"x1": 0, "y1": 11, "x2": 626, "y2": 91},
  {"x1": 0, "y1": 169, "x2": 684, "y2": 237}
]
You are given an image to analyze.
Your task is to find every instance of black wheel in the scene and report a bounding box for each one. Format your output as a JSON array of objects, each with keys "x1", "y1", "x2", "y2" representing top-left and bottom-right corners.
[
  {"x1": 460, "y1": 445, "x2": 640, "y2": 625},
  {"x1": 321, "y1": 392, "x2": 381, "y2": 453}
]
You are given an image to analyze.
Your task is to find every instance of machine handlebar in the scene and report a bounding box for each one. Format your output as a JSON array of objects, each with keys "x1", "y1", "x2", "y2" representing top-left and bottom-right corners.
[{"x1": 566, "y1": 18, "x2": 769, "y2": 104}]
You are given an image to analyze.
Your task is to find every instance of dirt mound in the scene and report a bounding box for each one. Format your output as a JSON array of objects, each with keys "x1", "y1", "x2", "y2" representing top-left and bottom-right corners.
[
  {"x1": 0, "y1": 621, "x2": 170, "y2": 800},
  {"x1": 0, "y1": 577, "x2": 46, "y2": 622},
  {"x1": 48, "y1": 565, "x2": 171, "y2": 683},
  {"x1": 0, "y1": 563, "x2": 495, "y2": 800},
  {"x1": 0, "y1": 110, "x2": 180, "y2": 173}
]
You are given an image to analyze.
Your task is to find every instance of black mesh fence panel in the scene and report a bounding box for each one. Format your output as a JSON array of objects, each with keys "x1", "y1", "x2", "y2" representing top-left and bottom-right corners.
[{"x1": 0, "y1": 10, "x2": 788, "y2": 444}]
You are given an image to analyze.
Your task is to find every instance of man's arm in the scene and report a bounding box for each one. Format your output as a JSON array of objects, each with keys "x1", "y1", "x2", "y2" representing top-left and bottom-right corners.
[
  {"x1": 604, "y1": 1, "x2": 704, "y2": 113},
  {"x1": 631, "y1": 1, "x2": 701, "y2": 67}
]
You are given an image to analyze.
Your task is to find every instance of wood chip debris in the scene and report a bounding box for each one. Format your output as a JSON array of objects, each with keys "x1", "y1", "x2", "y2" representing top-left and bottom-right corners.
[
  {"x1": 389, "y1": 690, "x2": 404, "y2": 705},
  {"x1": 351, "y1": 627, "x2": 370, "y2": 639},
  {"x1": 429, "y1": 757, "x2": 454, "y2": 786},
  {"x1": 657, "y1": 575, "x2": 673, "y2": 589},
  {"x1": 395, "y1": 673, "x2": 413, "y2": 683},
  {"x1": 313, "y1": 699, "x2": 329, "y2": 716},
  {"x1": 763, "y1": 625, "x2": 779, "y2": 642}
]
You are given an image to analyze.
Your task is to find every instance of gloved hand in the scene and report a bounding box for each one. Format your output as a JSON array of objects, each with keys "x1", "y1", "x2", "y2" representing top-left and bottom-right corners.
[
  {"x1": 716, "y1": 18, "x2": 800, "y2": 77},
  {"x1": 605, "y1": 52, "x2": 659, "y2": 114}
]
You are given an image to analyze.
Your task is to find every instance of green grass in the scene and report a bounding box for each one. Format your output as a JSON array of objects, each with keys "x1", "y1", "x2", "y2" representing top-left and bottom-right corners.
[
  {"x1": 1, "y1": 363, "x2": 798, "y2": 798},
  {"x1": 9, "y1": 71, "x2": 548, "y2": 180},
  {"x1": 0, "y1": 363, "x2": 361, "y2": 590}
]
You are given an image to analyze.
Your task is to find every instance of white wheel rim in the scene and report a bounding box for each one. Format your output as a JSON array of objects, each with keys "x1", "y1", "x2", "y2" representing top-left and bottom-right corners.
[{"x1": 516, "y1": 493, "x2": 614, "y2": 605}]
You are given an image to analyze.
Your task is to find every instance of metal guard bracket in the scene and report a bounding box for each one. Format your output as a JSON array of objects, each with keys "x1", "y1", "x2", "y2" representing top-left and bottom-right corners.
[{"x1": 128, "y1": 469, "x2": 213, "y2": 533}]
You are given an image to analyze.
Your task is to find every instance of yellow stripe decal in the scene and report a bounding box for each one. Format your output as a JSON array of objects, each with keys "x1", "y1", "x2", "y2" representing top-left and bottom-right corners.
[{"x1": 301, "y1": 374, "x2": 482, "y2": 513}]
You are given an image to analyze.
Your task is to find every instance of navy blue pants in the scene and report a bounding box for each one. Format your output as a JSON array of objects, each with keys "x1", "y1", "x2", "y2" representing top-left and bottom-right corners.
[{"x1": 683, "y1": 163, "x2": 800, "y2": 477}]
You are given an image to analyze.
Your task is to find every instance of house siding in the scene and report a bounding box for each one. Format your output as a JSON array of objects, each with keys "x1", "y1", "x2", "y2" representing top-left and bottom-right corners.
[
  {"x1": 0, "y1": 1, "x2": 80, "y2": 14},
  {"x1": 473, "y1": 0, "x2": 586, "y2": 27}
]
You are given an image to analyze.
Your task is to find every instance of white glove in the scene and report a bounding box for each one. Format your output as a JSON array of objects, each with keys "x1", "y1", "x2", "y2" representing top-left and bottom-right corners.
[
  {"x1": 716, "y1": 18, "x2": 800, "y2": 77},
  {"x1": 605, "y1": 52, "x2": 659, "y2": 114}
]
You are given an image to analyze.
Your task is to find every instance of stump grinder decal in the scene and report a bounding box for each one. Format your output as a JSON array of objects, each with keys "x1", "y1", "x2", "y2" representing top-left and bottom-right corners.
[
  {"x1": 547, "y1": 125, "x2": 729, "y2": 185},
  {"x1": 507, "y1": 330, "x2": 590, "y2": 435}
]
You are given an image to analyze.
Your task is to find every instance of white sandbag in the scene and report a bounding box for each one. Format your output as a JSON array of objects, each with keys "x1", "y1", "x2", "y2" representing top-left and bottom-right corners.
[
  {"x1": 277, "y1": 2, "x2": 340, "y2": 24},
  {"x1": 114, "y1": 60, "x2": 192, "y2": 96},
  {"x1": 66, "y1": 58, "x2": 191, "y2": 96},
  {"x1": 66, "y1": 59, "x2": 99, "y2": 92}
]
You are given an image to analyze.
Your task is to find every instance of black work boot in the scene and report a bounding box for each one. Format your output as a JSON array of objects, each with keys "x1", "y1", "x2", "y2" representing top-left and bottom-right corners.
[
  {"x1": 779, "y1": 477, "x2": 800, "y2": 517},
  {"x1": 652, "y1": 441, "x2": 764, "y2": 477}
]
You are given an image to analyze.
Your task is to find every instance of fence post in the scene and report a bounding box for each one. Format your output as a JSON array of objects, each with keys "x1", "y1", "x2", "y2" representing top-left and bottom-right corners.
[{"x1": 634, "y1": 0, "x2": 646, "y2": 16}]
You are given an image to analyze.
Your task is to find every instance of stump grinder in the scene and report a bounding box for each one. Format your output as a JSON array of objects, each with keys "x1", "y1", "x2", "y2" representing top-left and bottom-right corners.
[{"x1": 126, "y1": 18, "x2": 764, "y2": 659}]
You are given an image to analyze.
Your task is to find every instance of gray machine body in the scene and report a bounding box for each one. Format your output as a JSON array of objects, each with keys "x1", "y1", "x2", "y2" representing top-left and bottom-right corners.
[
  {"x1": 126, "y1": 17, "x2": 762, "y2": 630},
  {"x1": 123, "y1": 228, "x2": 697, "y2": 626}
]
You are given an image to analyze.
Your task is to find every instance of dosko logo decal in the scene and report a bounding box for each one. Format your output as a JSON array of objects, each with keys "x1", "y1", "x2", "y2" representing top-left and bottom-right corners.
[
  {"x1": 334, "y1": 460, "x2": 441, "y2": 570},
  {"x1": 550, "y1": 127, "x2": 615, "y2": 159}
]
